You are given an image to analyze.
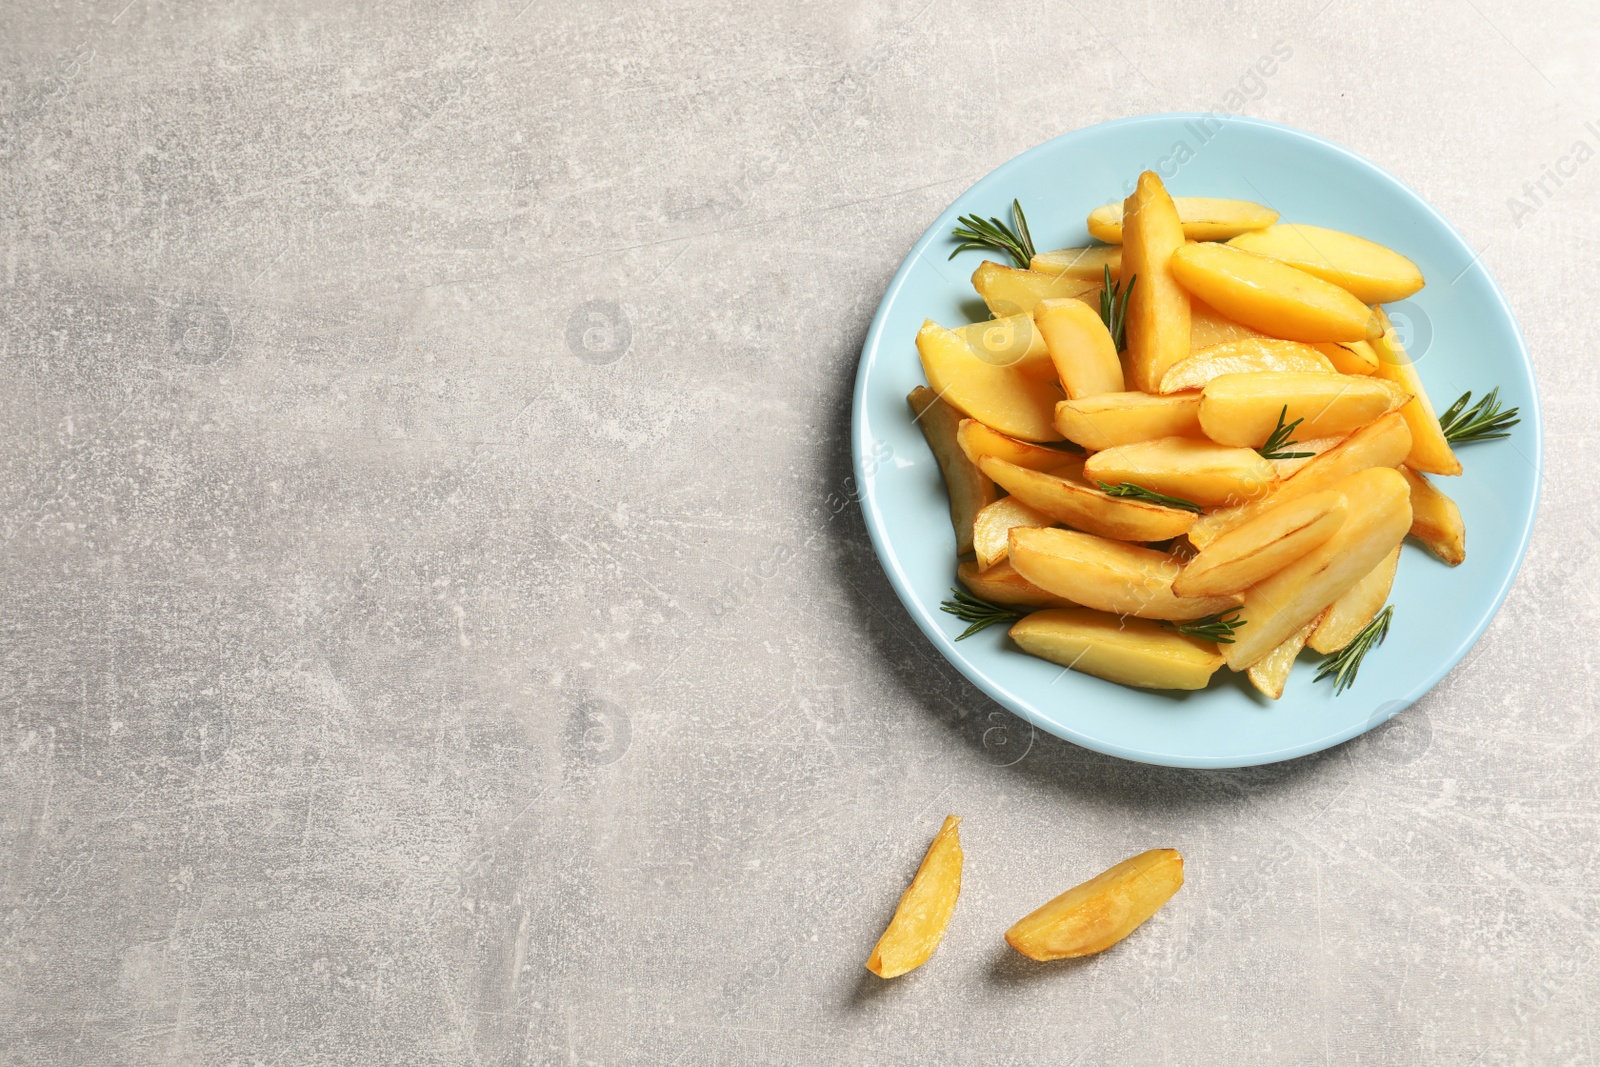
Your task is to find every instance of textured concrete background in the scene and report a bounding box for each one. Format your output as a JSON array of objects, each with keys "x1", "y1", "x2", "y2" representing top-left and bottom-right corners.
[{"x1": 1, "y1": 1, "x2": 1596, "y2": 1064}]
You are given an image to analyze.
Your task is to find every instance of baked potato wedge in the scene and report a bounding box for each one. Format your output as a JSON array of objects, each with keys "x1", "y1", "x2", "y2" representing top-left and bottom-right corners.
[
  {"x1": 973, "y1": 497, "x2": 1056, "y2": 570},
  {"x1": 1030, "y1": 245, "x2": 1122, "y2": 280},
  {"x1": 909, "y1": 386, "x2": 999, "y2": 555},
  {"x1": 1088, "y1": 196, "x2": 1277, "y2": 243},
  {"x1": 953, "y1": 313, "x2": 1053, "y2": 379},
  {"x1": 1371, "y1": 306, "x2": 1462, "y2": 476},
  {"x1": 917, "y1": 320, "x2": 1065, "y2": 443},
  {"x1": 1082, "y1": 436, "x2": 1276, "y2": 508},
  {"x1": 1198, "y1": 371, "x2": 1410, "y2": 448},
  {"x1": 1120, "y1": 171, "x2": 1191, "y2": 392},
  {"x1": 958, "y1": 558, "x2": 1075, "y2": 609},
  {"x1": 1009, "y1": 609, "x2": 1224, "y2": 690},
  {"x1": 1008, "y1": 527, "x2": 1241, "y2": 621},
  {"x1": 980, "y1": 457, "x2": 1199, "y2": 543},
  {"x1": 1246, "y1": 612, "x2": 1323, "y2": 700},
  {"x1": 1312, "y1": 340, "x2": 1380, "y2": 376},
  {"x1": 1189, "y1": 297, "x2": 1268, "y2": 348},
  {"x1": 1227, "y1": 223, "x2": 1424, "y2": 304},
  {"x1": 1005, "y1": 848, "x2": 1185, "y2": 960},
  {"x1": 1173, "y1": 489, "x2": 1347, "y2": 597},
  {"x1": 957, "y1": 419, "x2": 1083, "y2": 473},
  {"x1": 1055, "y1": 390, "x2": 1203, "y2": 450},
  {"x1": 1170, "y1": 242, "x2": 1382, "y2": 343},
  {"x1": 1399, "y1": 465, "x2": 1465, "y2": 566},
  {"x1": 1307, "y1": 545, "x2": 1400, "y2": 654},
  {"x1": 1158, "y1": 338, "x2": 1335, "y2": 394},
  {"x1": 972, "y1": 261, "x2": 1102, "y2": 318},
  {"x1": 1035, "y1": 297, "x2": 1125, "y2": 398},
  {"x1": 866, "y1": 816, "x2": 963, "y2": 979}
]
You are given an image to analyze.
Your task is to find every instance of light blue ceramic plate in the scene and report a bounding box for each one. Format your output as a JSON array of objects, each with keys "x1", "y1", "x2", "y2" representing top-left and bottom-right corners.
[{"x1": 851, "y1": 114, "x2": 1540, "y2": 769}]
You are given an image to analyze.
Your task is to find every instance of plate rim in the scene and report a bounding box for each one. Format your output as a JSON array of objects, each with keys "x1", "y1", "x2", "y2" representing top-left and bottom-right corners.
[{"x1": 849, "y1": 112, "x2": 1543, "y2": 769}]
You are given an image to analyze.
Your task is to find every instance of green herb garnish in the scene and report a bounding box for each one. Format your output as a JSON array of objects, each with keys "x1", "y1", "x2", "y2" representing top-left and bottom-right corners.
[
  {"x1": 940, "y1": 588, "x2": 1026, "y2": 640},
  {"x1": 1259, "y1": 405, "x2": 1314, "y2": 460},
  {"x1": 1098, "y1": 265, "x2": 1136, "y2": 351},
  {"x1": 1314, "y1": 605, "x2": 1394, "y2": 694},
  {"x1": 1172, "y1": 610, "x2": 1247, "y2": 644},
  {"x1": 949, "y1": 200, "x2": 1035, "y2": 269},
  {"x1": 1095, "y1": 481, "x2": 1203, "y2": 513},
  {"x1": 1438, "y1": 388, "x2": 1520, "y2": 444}
]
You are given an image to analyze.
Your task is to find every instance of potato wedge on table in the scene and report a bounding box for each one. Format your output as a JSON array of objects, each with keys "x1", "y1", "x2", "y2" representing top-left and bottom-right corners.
[
  {"x1": 953, "y1": 313, "x2": 1053, "y2": 379},
  {"x1": 1198, "y1": 371, "x2": 1409, "y2": 448},
  {"x1": 1224, "y1": 467, "x2": 1412, "y2": 670},
  {"x1": 972, "y1": 497, "x2": 1056, "y2": 570},
  {"x1": 1005, "y1": 848, "x2": 1185, "y2": 961},
  {"x1": 1171, "y1": 242, "x2": 1382, "y2": 343},
  {"x1": 958, "y1": 558, "x2": 1074, "y2": 609},
  {"x1": 1190, "y1": 297, "x2": 1268, "y2": 348},
  {"x1": 957, "y1": 419, "x2": 1083, "y2": 473},
  {"x1": 1035, "y1": 297, "x2": 1125, "y2": 399},
  {"x1": 1009, "y1": 610, "x2": 1224, "y2": 690},
  {"x1": 1312, "y1": 340, "x2": 1380, "y2": 376},
  {"x1": 1372, "y1": 307, "x2": 1462, "y2": 476},
  {"x1": 1008, "y1": 527, "x2": 1241, "y2": 621},
  {"x1": 1308, "y1": 545, "x2": 1400, "y2": 654},
  {"x1": 972, "y1": 261, "x2": 1102, "y2": 318},
  {"x1": 1158, "y1": 338, "x2": 1336, "y2": 394},
  {"x1": 1055, "y1": 390, "x2": 1203, "y2": 450},
  {"x1": 1189, "y1": 411, "x2": 1412, "y2": 549},
  {"x1": 1400, "y1": 465, "x2": 1466, "y2": 565},
  {"x1": 917, "y1": 320, "x2": 1064, "y2": 443},
  {"x1": 1173, "y1": 489, "x2": 1347, "y2": 597},
  {"x1": 980, "y1": 457, "x2": 1199, "y2": 543},
  {"x1": 1121, "y1": 171, "x2": 1192, "y2": 393},
  {"x1": 1246, "y1": 613, "x2": 1323, "y2": 700},
  {"x1": 1228, "y1": 224, "x2": 1425, "y2": 304},
  {"x1": 909, "y1": 387, "x2": 998, "y2": 555},
  {"x1": 1088, "y1": 196, "x2": 1277, "y2": 243},
  {"x1": 1030, "y1": 245, "x2": 1122, "y2": 280},
  {"x1": 866, "y1": 816, "x2": 963, "y2": 979},
  {"x1": 1082, "y1": 436, "x2": 1276, "y2": 508}
]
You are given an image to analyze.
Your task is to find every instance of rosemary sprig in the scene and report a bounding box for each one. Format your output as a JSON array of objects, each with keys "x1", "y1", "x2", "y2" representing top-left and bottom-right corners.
[
  {"x1": 948, "y1": 200, "x2": 1035, "y2": 269},
  {"x1": 1098, "y1": 265, "x2": 1136, "y2": 351},
  {"x1": 1259, "y1": 405, "x2": 1314, "y2": 460},
  {"x1": 1438, "y1": 388, "x2": 1520, "y2": 444},
  {"x1": 1314, "y1": 605, "x2": 1394, "y2": 695},
  {"x1": 1171, "y1": 610, "x2": 1247, "y2": 644},
  {"x1": 940, "y1": 588, "x2": 1026, "y2": 640},
  {"x1": 1095, "y1": 481, "x2": 1203, "y2": 513}
]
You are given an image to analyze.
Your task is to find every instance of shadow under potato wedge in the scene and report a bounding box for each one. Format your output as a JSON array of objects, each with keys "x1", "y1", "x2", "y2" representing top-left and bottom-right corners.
[
  {"x1": 1008, "y1": 609, "x2": 1224, "y2": 690},
  {"x1": 866, "y1": 816, "x2": 964, "y2": 979},
  {"x1": 978, "y1": 456, "x2": 1199, "y2": 542},
  {"x1": 1008, "y1": 526, "x2": 1241, "y2": 622},
  {"x1": 1005, "y1": 848, "x2": 1185, "y2": 961}
]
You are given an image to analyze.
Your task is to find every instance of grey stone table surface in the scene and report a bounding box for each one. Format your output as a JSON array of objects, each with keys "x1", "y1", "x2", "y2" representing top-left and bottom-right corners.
[{"x1": 2, "y1": 1, "x2": 1597, "y2": 1064}]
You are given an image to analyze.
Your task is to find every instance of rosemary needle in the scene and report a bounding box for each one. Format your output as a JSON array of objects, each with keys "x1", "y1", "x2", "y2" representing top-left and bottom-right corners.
[
  {"x1": 1315, "y1": 605, "x2": 1394, "y2": 695},
  {"x1": 1171, "y1": 611, "x2": 1247, "y2": 644},
  {"x1": 1098, "y1": 265, "x2": 1136, "y2": 352},
  {"x1": 1095, "y1": 482, "x2": 1203, "y2": 513},
  {"x1": 1438, "y1": 388, "x2": 1520, "y2": 444},
  {"x1": 940, "y1": 589, "x2": 1026, "y2": 640}
]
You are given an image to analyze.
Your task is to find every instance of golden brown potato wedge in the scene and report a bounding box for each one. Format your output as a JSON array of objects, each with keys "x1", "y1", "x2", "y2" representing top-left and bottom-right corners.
[
  {"x1": 1121, "y1": 171, "x2": 1191, "y2": 392},
  {"x1": 1189, "y1": 297, "x2": 1268, "y2": 348},
  {"x1": 1055, "y1": 391, "x2": 1204, "y2": 451},
  {"x1": 1399, "y1": 465, "x2": 1465, "y2": 566},
  {"x1": 972, "y1": 261, "x2": 1102, "y2": 318},
  {"x1": 1005, "y1": 848, "x2": 1184, "y2": 960},
  {"x1": 1008, "y1": 527, "x2": 1241, "y2": 621},
  {"x1": 958, "y1": 558, "x2": 1075, "y2": 609},
  {"x1": 1158, "y1": 338, "x2": 1335, "y2": 394},
  {"x1": 973, "y1": 497, "x2": 1056, "y2": 570},
  {"x1": 1198, "y1": 372, "x2": 1410, "y2": 449},
  {"x1": 1170, "y1": 242, "x2": 1382, "y2": 343},
  {"x1": 980, "y1": 457, "x2": 1199, "y2": 543},
  {"x1": 957, "y1": 419, "x2": 1083, "y2": 473},
  {"x1": 1189, "y1": 411, "x2": 1412, "y2": 549},
  {"x1": 1030, "y1": 245, "x2": 1122, "y2": 280},
  {"x1": 917, "y1": 320, "x2": 1065, "y2": 443},
  {"x1": 909, "y1": 387, "x2": 999, "y2": 555},
  {"x1": 1009, "y1": 610, "x2": 1224, "y2": 690},
  {"x1": 866, "y1": 816, "x2": 963, "y2": 979},
  {"x1": 1088, "y1": 196, "x2": 1277, "y2": 243},
  {"x1": 1313, "y1": 340, "x2": 1380, "y2": 376},
  {"x1": 1228, "y1": 224, "x2": 1425, "y2": 304},
  {"x1": 1246, "y1": 613, "x2": 1323, "y2": 700},
  {"x1": 1371, "y1": 307, "x2": 1462, "y2": 476},
  {"x1": 1223, "y1": 467, "x2": 1411, "y2": 670},
  {"x1": 1173, "y1": 489, "x2": 1347, "y2": 597},
  {"x1": 1308, "y1": 545, "x2": 1400, "y2": 654},
  {"x1": 953, "y1": 313, "x2": 1054, "y2": 379},
  {"x1": 1083, "y1": 436, "x2": 1276, "y2": 508},
  {"x1": 1035, "y1": 297, "x2": 1125, "y2": 399}
]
